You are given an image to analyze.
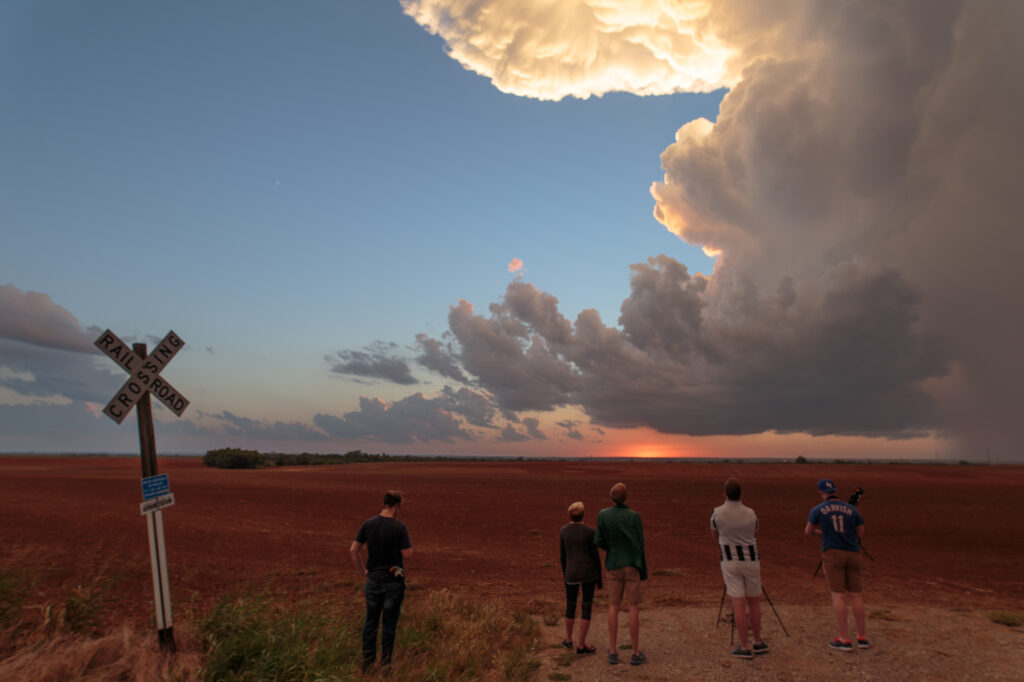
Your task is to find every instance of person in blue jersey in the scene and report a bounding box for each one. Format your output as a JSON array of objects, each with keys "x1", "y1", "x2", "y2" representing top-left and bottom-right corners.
[
  {"x1": 350, "y1": 490, "x2": 413, "y2": 672},
  {"x1": 805, "y1": 479, "x2": 869, "y2": 652}
]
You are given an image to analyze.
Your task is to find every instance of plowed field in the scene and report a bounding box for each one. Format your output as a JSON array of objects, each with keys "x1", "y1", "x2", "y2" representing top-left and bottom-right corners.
[{"x1": 2, "y1": 456, "x2": 1021, "y2": 622}]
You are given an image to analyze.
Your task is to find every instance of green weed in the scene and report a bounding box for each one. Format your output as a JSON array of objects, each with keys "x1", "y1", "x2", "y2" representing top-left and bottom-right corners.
[
  {"x1": 988, "y1": 611, "x2": 1023, "y2": 628},
  {"x1": 198, "y1": 587, "x2": 540, "y2": 681}
]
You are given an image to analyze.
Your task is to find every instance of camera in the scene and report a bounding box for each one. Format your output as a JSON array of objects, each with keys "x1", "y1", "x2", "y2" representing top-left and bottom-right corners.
[{"x1": 848, "y1": 487, "x2": 864, "y2": 507}]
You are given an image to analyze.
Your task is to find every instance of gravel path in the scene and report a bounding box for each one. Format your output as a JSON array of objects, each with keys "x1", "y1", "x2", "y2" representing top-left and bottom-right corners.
[{"x1": 535, "y1": 603, "x2": 1023, "y2": 680}]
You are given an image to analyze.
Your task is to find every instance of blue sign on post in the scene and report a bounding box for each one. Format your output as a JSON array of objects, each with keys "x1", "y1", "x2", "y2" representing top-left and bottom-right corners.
[{"x1": 142, "y1": 474, "x2": 170, "y2": 501}]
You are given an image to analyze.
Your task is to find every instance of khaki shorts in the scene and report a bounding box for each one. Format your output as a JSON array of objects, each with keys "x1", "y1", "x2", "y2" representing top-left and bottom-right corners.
[
  {"x1": 823, "y1": 549, "x2": 863, "y2": 593},
  {"x1": 721, "y1": 561, "x2": 761, "y2": 598},
  {"x1": 607, "y1": 566, "x2": 642, "y2": 607}
]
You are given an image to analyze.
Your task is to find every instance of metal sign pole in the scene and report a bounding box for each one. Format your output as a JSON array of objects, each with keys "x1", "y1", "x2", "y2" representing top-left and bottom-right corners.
[{"x1": 133, "y1": 343, "x2": 175, "y2": 652}]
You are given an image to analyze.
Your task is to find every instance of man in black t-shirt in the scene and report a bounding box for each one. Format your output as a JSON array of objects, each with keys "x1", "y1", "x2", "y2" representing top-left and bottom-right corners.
[{"x1": 350, "y1": 490, "x2": 413, "y2": 672}]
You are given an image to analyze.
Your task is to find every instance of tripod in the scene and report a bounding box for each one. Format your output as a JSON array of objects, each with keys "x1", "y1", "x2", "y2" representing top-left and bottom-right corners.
[{"x1": 716, "y1": 585, "x2": 790, "y2": 642}]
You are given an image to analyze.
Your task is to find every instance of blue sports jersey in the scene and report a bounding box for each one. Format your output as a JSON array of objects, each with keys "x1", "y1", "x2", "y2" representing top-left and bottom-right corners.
[{"x1": 808, "y1": 498, "x2": 863, "y2": 552}]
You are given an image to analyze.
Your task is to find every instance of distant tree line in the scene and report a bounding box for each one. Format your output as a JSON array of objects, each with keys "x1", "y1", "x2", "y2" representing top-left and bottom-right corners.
[{"x1": 201, "y1": 448, "x2": 479, "y2": 469}]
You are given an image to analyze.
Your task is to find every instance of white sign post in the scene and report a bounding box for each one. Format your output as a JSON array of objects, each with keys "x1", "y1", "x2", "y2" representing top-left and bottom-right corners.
[{"x1": 96, "y1": 329, "x2": 189, "y2": 653}]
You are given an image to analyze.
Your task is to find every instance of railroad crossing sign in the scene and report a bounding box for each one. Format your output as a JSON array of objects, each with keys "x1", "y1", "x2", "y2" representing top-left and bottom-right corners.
[
  {"x1": 95, "y1": 329, "x2": 190, "y2": 423},
  {"x1": 93, "y1": 328, "x2": 187, "y2": 652}
]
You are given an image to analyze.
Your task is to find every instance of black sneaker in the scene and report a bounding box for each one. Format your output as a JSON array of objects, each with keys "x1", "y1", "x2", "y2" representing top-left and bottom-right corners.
[
  {"x1": 629, "y1": 651, "x2": 647, "y2": 666},
  {"x1": 828, "y1": 638, "x2": 853, "y2": 652},
  {"x1": 576, "y1": 644, "x2": 596, "y2": 655},
  {"x1": 560, "y1": 640, "x2": 572, "y2": 650},
  {"x1": 857, "y1": 637, "x2": 870, "y2": 649},
  {"x1": 730, "y1": 647, "x2": 753, "y2": 659},
  {"x1": 752, "y1": 641, "x2": 769, "y2": 654},
  {"x1": 607, "y1": 652, "x2": 619, "y2": 665}
]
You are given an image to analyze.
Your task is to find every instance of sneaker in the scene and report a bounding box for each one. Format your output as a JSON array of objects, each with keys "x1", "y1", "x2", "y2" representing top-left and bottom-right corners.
[
  {"x1": 828, "y1": 638, "x2": 853, "y2": 652},
  {"x1": 576, "y1": 644, "x2": 596, "y2": 655},
  {"x1": 857, "y1": 637, "x2": 870, "y2": 649},
  {"x1": 629, "y1": 652, "x2": 647, "y2": 666},
  {"x1": 560, "y1": 640, "x2": 572, "y2": 650},
  {"x1": 730, "y1": 646, "x2": 753, "y2": 659},
  {"x1": 752, "y1": 641, "x2": 770, "y2": 655},
  {"x1": 607, "y1": 652, "x2": 619, "y2": 665}
]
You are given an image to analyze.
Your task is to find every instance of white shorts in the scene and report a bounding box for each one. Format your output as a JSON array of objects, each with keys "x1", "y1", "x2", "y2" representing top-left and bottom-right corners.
[{"x1": 721, "y1": 561, "x2": 761, "y2": 598}]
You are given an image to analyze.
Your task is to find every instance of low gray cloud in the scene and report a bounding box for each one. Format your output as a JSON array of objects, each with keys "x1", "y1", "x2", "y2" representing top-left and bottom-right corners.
[
  {"x1": 498, "y1": 415, "x2": 549, "y2": 442},
  {"x1": 314, "y1": 393, "x2": 476, "y2": 444},
  {"x1": 557, "y1": 420, "x2": 585, "y2": 441},
  {"x1": 0, "y1": 339, "x2": 120, "y2": 404},
  {"x1": 523, "y1": 417, "x2": 547, "y2": 440},
  {"x1": 0, "y1": 285, "x2": 99, "y2": 354},
  {"x1": 439, "y1": 385, "x2": 498, "y2": 428},
  {"x1": 327, "y1": 342, "x2": 418, "y2": 385},
  {"x1": 205, "y1": 411, "x2": 330, "y2": 442},
  {"x1": 0, "y1": 286, "x2": 122, "y2": 406},
  {"x1": 403, "y1": 267, "x2": 947, "y2": 439},
  {"x1": 415, "y1": 333, "x2": 468, "y2": 383},
  {"x1": 498, "y1": 423, "x2": 529, "y2": 442}
]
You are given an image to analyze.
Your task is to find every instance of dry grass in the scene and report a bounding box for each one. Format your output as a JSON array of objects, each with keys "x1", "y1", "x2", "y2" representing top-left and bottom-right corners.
[
  {"x1": 1, "y1": 554, "x2": 541, "y2": 682},
  {"x1": 0, "y1": 624, "x2": 203, "y2": 682}
]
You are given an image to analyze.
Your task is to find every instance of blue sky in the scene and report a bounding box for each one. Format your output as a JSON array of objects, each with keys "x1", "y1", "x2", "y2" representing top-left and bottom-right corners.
[{"x1": 2, "y1": 1, "x2": 1020, "y2": 461}]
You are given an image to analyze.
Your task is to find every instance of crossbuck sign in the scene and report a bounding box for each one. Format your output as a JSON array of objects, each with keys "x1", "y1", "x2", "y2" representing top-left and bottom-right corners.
[{"x1": 95, "y1": 330, "x2": 190, "y2": 423}]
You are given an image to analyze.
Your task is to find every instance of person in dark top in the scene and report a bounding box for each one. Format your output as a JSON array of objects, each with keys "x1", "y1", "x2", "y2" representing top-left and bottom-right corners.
[
  {"x1": 350, "y1": 490, "x2": 413, "y2": 672},
  {"x1": 559, "y1": 501, "x2": 602, "y2": 655}
]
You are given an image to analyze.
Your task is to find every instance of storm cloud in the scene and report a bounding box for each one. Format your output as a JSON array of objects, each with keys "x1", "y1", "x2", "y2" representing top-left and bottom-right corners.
[{"x1": 399, "y1": 0, "x2": 1022, "y2": 457}]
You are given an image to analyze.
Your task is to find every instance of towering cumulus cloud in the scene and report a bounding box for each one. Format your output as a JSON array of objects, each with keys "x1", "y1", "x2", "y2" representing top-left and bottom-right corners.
[
  {"x1": 401, "y1": 0, "x2": 737, "y2": 100},
  {"x1": 402, "y1": 1, "x2": 1023, "y2": 458}
]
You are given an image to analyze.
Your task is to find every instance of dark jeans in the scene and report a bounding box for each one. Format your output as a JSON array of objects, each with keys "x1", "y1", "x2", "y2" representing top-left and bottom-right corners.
[
  {"x1": 363, "y1": 578, "x2": 405, "y2": 668},
  {"x1": 565, "y1": 581, "x2": 596, "y2": 620}
]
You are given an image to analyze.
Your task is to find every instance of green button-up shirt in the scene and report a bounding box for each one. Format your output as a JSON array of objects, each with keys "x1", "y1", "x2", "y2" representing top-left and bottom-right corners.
[{"x1": 594, "y1": 503, "x2": 647, "y2": 579}]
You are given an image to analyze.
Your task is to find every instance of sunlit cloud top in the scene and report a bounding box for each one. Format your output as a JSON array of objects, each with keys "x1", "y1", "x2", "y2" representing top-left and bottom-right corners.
[{"x1": 401, "y1": 0, "x2": 738, "y2": 100}]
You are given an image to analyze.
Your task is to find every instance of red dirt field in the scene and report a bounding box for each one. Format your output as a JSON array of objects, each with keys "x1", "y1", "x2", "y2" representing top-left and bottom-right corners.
[{"x1": 1, "y1": 455, "x2": 1023, "y2": 625}]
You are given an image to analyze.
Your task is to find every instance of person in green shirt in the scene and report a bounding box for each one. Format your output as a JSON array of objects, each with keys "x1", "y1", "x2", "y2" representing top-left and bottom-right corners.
[{"x1": 595, "y1": 482, "x2": 647, "y2": 666}]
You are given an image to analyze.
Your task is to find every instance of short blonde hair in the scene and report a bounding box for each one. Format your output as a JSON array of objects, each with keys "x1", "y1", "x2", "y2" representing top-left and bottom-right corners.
[
  {"x1": 610, "y1": 482, "x2": 628, "y2": 505},
  {"x1": 568, "y1": 501, "x2": 585, "y2": 522}
]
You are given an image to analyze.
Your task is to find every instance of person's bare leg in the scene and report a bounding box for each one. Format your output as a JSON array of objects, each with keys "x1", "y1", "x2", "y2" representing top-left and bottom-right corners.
[
  {"x1": 628, "y1": 606, "x2": 640, "y2": 654},
  {"x1": 731, "y1": 597, "x2": 749, "y2": 649},
  {"x1": 607, "y1": 605, "x2": 619, "y2": 654},
  {"x1": 746, "y1": 596, "x2": 763, "y2": 644},
  {"x1": 563, "y1": 616, "x2": 574, "y2": 645},
  {"x1": 849, "y1": 593, "x2": 866, "y2": 638},
  {"x1": 831, "y1": 592, "x2": 850, "y2": 640},
  {"x1": 577, "y1": 618, "x2": 591, "y2": 648}
]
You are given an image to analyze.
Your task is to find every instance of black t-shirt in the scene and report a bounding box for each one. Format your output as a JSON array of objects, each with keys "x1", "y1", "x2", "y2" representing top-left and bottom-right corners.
[{"x1": 355, "y1": 515, "x2": 411, "y2": 582}]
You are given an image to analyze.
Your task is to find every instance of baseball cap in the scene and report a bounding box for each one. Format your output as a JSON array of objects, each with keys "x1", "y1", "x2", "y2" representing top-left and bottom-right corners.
[{"x1": 817, "y1": 479, "x2": 836, "y2": 494}]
